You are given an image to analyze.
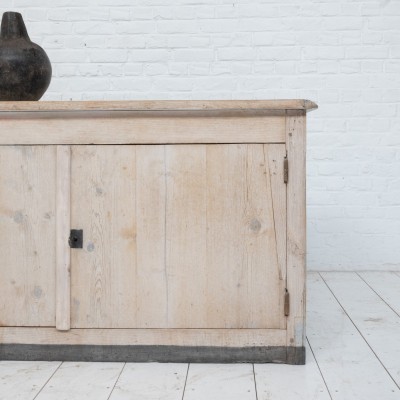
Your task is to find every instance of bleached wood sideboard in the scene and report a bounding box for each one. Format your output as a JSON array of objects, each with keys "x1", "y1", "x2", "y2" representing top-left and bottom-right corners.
[{"x1": 0, "y1": 100, "x2": 317, "y2": 364}]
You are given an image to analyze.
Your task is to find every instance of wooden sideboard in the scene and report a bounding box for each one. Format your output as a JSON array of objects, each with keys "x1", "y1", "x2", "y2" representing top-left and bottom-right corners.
[{"x1": 0, "y1": 100, "x2": 317, "y2": 364}]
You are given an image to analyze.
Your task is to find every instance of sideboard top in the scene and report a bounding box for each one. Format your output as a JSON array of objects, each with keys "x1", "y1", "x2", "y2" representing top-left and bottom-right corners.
[{"x1": 0, "y1": 99, "x2": 317, "y2": 113}]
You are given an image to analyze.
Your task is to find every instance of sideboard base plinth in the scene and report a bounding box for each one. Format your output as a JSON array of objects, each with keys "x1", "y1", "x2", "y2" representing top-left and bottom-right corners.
[{"x1": 0, "y1": 344, "x2": 305, "y2": 365}]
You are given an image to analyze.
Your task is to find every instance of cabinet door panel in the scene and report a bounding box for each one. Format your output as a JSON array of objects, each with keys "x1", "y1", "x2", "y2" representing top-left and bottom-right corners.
[
  {"x1": 0, "y1": 146, "x2": 56, "y2": 326},
  {"x1": 70, "y1": 144, "x2": 286, "y2": 329},
  {"x1": 202, "y1": 144, "x2": 286, "y2": 329},
  {"x1": 165, "y1": 144, "x2": 287, "y2": 329}
]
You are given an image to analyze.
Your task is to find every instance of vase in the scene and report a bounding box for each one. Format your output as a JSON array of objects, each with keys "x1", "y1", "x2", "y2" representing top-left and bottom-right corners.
[{"x1": 0, "y1": 12, "x2": 52, "y2": 101}]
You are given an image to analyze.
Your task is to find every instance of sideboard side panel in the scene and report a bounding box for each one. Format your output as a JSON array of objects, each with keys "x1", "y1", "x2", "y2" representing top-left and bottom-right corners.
[{"x1": 285, "y1": 111, "x2": 307, "y2": 359}]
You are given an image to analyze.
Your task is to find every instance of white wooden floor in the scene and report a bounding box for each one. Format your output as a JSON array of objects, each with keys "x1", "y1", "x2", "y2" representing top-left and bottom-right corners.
[{"x1": 1, "y1": 271, "x2": 400, "y2": 400}]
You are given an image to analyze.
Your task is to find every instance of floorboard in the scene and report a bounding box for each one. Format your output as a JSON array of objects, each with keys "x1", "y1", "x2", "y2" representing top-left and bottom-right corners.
[
  {"x1": 183, "y1": 364, "x2": 256, "y2": 400},
  {"x1": 2, "y1": 271, "x2": 400, "y2": 400},
  {"x1": 307, "y1": 272, "x2": 400, "y2": 400},
  {"x1": 357, "y1": 271, "x2": 400, "y2": 316},
  {"x1": 254, "y1": 341, "x2": 331, "y2": 399},
  {"x1": 0, "y1": 361, "x2": 60, "y2": 400},
  {"x1": 35, "y1": 362, "x2": 124, "y2": 400},
  {"x1": 321, "y1": 271, "x2": 400, "y2": 389},
  {"x1": 109, "y1": 363, "x2": 188, "y2": 400}
]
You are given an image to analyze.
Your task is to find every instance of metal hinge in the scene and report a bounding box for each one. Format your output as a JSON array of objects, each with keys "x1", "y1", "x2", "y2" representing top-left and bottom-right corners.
[
  {"x1": 284, "y1": 156, "x2": 288, "y2": 184},
  {"x1": 284, "y1": 289, "x2": 290, "y2": 316}
]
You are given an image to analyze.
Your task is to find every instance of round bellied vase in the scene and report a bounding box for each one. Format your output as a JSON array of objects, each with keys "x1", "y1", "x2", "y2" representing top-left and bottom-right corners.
[{"x1": 0, "y1": 12, "x2": 52, "y2": 101}]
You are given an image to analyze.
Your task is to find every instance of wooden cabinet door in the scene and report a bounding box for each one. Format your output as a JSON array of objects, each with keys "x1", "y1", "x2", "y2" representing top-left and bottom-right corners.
[
  {"x1": 70, "y1": 144, "x2": 286, "y2": 329},
  {"x1": 0, "y1": 146, "x2": 56, "y2": 327}
]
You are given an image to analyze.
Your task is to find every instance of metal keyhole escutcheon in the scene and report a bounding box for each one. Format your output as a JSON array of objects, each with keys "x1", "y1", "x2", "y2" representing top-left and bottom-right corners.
[{"x1": 69, "y1": 229, "x2": 83, "y2": 248}]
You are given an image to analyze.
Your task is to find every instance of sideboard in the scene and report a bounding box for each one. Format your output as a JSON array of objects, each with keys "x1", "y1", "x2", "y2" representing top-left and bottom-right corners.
[{"x1": 0, "y1": 100, "x2": 317, "y2": 364}]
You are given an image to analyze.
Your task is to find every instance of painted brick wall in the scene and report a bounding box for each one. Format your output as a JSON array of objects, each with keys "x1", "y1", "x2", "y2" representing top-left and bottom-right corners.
[{"x1": 1, "y1": 0, "x2": 399, "y2": 270}]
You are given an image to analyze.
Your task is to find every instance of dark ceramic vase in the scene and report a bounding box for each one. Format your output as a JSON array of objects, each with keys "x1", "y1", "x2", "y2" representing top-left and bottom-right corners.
[{"x1": 0, "y1": 12, "x2": 52, "y2": 101}]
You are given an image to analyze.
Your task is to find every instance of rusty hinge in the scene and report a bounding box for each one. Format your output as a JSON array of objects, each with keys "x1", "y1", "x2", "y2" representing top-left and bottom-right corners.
[
  {"x1": 283, "y1": 157, "x2": 288, "y2": 184},
  {"x1": 284, "y1": 289, "x2": 290, "y2": 316}
]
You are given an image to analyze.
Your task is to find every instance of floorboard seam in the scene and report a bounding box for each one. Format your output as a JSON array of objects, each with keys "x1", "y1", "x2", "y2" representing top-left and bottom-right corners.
[
  {"x1": 306, "y1": 336, "x2": 333, "y2": 400},
  {"x1": 252, "y1": 364, "x2": 259, "y2": 400},
  {"x1": 181, "y1": 363, "x2": 190, "y2": 400},
  {"x1": 356, "y1": 272, "x2": 400, "y2": 318},
  {"x1": 106, "y1": 362, "x2": 126, "y2": 400},
  {"x1": 32, "y1": 361, "x2": 63, "y2": 400},
  {"x1": 319, "y1": 272, "x2": 400, "y2": 391}
]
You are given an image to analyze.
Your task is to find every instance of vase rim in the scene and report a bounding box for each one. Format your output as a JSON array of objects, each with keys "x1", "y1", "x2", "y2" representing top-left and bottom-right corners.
[{"x1": 3, "y1": 11, "x2": 23, "y2": 16}]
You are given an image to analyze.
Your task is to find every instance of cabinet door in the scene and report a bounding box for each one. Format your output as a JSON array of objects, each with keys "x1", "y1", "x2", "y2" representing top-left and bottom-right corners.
[
  {"x1": 0, "y1": 146, "x2": 56, "y2": 326},
  {"x1": 70, "y1": 144, "x2": 286, "y2": 329}
]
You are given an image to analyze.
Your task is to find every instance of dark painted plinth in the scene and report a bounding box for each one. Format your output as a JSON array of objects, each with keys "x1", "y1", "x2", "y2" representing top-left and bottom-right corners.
[{"x1": 0, "y1": 344, "x2": 305, "y2": 365}]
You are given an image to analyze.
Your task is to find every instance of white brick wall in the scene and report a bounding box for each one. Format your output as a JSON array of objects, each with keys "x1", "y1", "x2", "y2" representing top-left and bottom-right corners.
[{"x1": 1, "y1": 0, "x2": 399, "y2": 270}]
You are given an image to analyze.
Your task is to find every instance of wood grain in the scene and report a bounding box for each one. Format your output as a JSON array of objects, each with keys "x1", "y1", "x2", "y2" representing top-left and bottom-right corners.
[
  {"x1": 205, "y1": 144, "x2": 286, "y2": 329},
  {"x1": 0, "y1": 146, "x2": 56, "y2": 327},
  {"x1": 69, "y1": 144, "x2": 286, "y2": 329},
  {"x1": 0, "y1": 101, "x2": 316, "y2": 358},
  {"x1": 0, "y1": 114, "x2": 285, "y2": 145},
  {"x1": 135, "y1": 145, "x2": 168, "y2": 327},
  {"x1": 70, "y1": 145, "x2": 137, "y2": 328},
  {"x1": 266, "y1": 144, "x2": 287, "y2": 282},
  {"x1": 56, "y1": 146, "x2": 71, "y2": 331},
  {"x1": 165, "y1": 145, "x2": 208, "y2": 328},
  {"x1": 0, "y1": 99, "x2": 318, "y2": 112},
  {"x1": 285, "y1": 111, "x2": 307, "y2": 350},
  {"x1": 0, "y1": 327, "x2": 287, "y2": 347}
]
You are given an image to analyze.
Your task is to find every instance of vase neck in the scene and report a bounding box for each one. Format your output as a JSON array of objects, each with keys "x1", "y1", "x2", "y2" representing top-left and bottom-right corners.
[{"x1": 1, "y1": 12, "x2": 30, "y2": 40}]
